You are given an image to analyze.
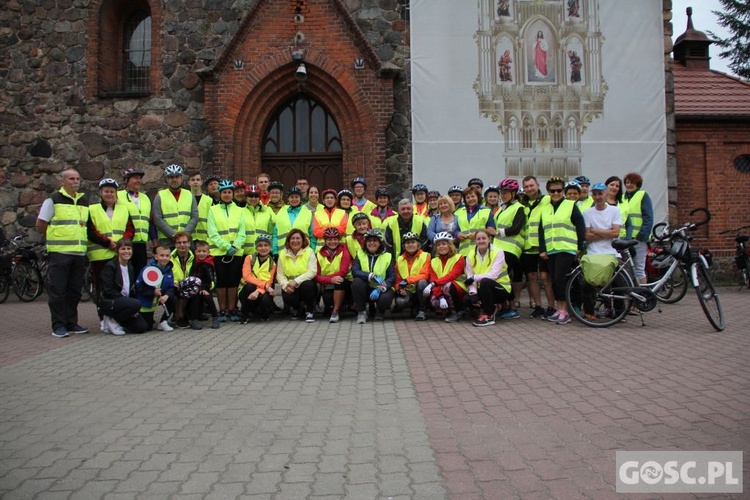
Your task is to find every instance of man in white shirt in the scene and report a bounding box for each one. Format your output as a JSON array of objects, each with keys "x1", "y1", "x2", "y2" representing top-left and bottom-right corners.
[{"x1": 584, "y1": 182, "x2": 622, "y2": 254}]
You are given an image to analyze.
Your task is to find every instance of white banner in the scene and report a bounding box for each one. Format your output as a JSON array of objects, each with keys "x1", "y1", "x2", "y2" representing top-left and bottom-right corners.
[{"x1": 411, "y1": 0, "x2": 668, "y2": 220}]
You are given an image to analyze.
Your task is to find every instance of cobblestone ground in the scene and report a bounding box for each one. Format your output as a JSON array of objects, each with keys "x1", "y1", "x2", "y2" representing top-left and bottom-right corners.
[{"x1": 0, "y1": 289, "x2": 748, "y2": 499}]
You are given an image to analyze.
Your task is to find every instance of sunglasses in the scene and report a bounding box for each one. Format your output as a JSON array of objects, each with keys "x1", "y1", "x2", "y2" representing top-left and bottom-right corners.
[{"x1": 548, "y1": 189, "x2": 563, "y2": 194}]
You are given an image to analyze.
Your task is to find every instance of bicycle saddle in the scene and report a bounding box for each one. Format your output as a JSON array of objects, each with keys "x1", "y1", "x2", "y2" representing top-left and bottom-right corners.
[
  {"x1": 611, "y1": 239, "x2": 639, "y2": 251},
  {"x1": 737, "y1": 235, "x2": 749, "y2": 243}
]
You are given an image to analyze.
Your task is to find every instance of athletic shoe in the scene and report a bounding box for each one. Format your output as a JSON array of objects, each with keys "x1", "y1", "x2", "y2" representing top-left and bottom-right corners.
[
  {"x1": 329, "y1": 312, "x2": 340, "y2": 323},
  {"x1": 445, "y1": 311, "x2": 461, "y2": 323},
  {"x1": 305, "y1": 312, "x2": 315, "y2": 323},
  {"x1": 108, "y1": 319, "x2": 126, "y2": 336},
  {"x1": 158, "y1": 320, "x2": 174, "y2": 332},
  {"x1": 68, "y1": 324, "x2": 89, "y2": 334},
  {"x1": 375, "y1": 312, "x2": 385, "y2": 321},
  {"x1": 218, "y1": 311, "x2": 228, "y2": 322},
  {"x1": 211, "y1": 317, "x2": 220, "y2": 329},
  {"x1": 473, "y1": 314, "x2": 495, "y2": 327},
  {"x1": 229, "y1": 311, "x2": 240, "y2": 322},
  {"x1": 238, "y1": 315, "x2": 249, "y2": 325},
  {"x1": 415, "y1": 311, "x2": 427, "y2": 321},
  {"x1": 500, "y1": 309, "x2": 520, "y2": 320},
  {"x1": 544, "y1": 307, "x2": 556, "y2": 320},
  {"x1": 356, "y1": 312, "x2": 367, "y2": 324},
  {"x1": 584, "y1": 313, "x2": 597, "y2": 322},
  {"x1": 176, "y1": 319, "x2": 189, "y2": 329},
  {"x1": 546, "y1": 310, "x2": 561, "y2": 322},
  {"x1": 556, "y1": 311, "x2": 572, "y2": 325},
  {"x1": 100, "y1": 318, "x2": 111, "y2": 334},
  {"x1": 52, "y1": 327, "x2": 69, "y2": 338},
  {"x1": 496, "y1": 307, "x2": 510, "y2": 317},
  {"x1": 289, "y1": 309, "x2": 301, "y2": 320},
  {"x1": 189, "y1": 320, "x2": 203, "y2": 330},
  {"x1": 530, "y1": 306, "x2": 546, "y2": 319}
]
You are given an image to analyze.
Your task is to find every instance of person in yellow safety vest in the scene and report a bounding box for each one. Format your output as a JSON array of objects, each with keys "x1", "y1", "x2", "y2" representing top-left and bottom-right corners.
[
  {"x1": 521, "y1": 175, "x2": 556, "y2": 319},
  {"x1": 277, "y1": 228, "x2": 318, "y2": 322},
  {"x1": 314, "y1": 227, "x2": 352, "y2": 324},
  {"x1": 350, "y1": 177, "x2": 377, "y2": 215},
  {"x1": 188, "y1": 170, "x2": 214, "y2": 244},
  {"x1": 623, "y1": 172, "x2": 654, "y2": 285},
  {"x1": 467, "y1": 177, "x2": 485, "y2": 205},
  {"x1": 369, "y1": 187, "x2": 396, "y2": 230},
  {"x1": 345, "y1": 212, "x2": 372, "y2": 264},
  {"x1": 118, "y1": 167, "x2": 152, "y2": 275},
  {"x1": 273, "y1": 186, "x2": 314, "y2": 255},
  {"x1": 604, "y1": 175, "x2": 631, "y2": 239},
  {"x1": 238, "y1": 233, "x2": 277, "y2": 322},
  {"x1": 393, "y1": 231, "x2": 431, "y2": 321},
  {"x1": 465, "y1": 230, "x2": 512, "y2": 327},
  {"x1": 207, "y1": 180, "x2": 246, "y2": 322},
  {"x1": 266, "y1": 180, "x2": 286, "y2": 215},
  {"x1": 233, "y1": 180, "x2": 248, "y2": 208},
  {"x1": 538, "y1": 176, "x2": 586, "y2": 326},
  {"x1": 574, "y1": 176, "x2": 594, "y2": 211},
  {"x1": 242, "y1": 184, "x2": 274, "y2": 256},
  {"x1": 425, "y1": 231, "x2": 466, "y2": 323},
  {"x1": 87, "y1": 178, "x2": 135, "y2": 330},
  {"x1": 152, "y1": 164, "x2": 199, "y2": 247},
  {"x1": 171, "y1": 233, "x2": 220, "y2": 330},
  {"x1": 385, "y1": 199, "x2": 428, "y2": 258},
  {"x1": 313, "y1": 189, "x2": 348, "y2": 242},
  {"x1": 455, "y1": 186, "x2": 495, "y2": 256},
  {"x1": 36, "y1": 169, "x2": 91, "y2": 338},
  {"x1": 351, "y1": 230, "x2": 396, "y2": 324},
  {"x1": 492, "y1": 178, "x2": 527, "y2": 319},
  {"x1": 411, "y1": 183, "x2": 430, "y2": 223}
]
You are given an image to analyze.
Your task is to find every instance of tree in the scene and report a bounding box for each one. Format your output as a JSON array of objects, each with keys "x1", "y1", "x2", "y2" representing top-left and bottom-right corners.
[{"x1": 707, "y1": 0, "x2": 750, "y2": 79}]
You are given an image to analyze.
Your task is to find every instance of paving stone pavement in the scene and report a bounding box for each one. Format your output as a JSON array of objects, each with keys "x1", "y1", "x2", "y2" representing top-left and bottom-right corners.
[{"x1": 0, "y1": 289, "x2": 748, "y2": 499}]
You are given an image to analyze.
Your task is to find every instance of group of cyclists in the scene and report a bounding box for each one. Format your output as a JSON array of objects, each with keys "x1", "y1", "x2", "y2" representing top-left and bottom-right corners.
[{"x1": 37, "y1": 163, "x2": 653, "y2": 336}]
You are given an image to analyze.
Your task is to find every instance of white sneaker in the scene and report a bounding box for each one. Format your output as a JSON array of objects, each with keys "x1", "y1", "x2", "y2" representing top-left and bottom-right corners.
[
  {"x1": 100, "y1": 318, "x2": 111, "y2": 334},
  {"x1": 158, "y1": 320, "x2": 174, "y2": 332},
  {"x1": 329, "y1": 312, "x2": 340, "y2": 323},
  {"x1": 108, "y1": 318, "x2": 126, "y2": 336},
  {"x1": 305, "y1": 312, "x2": 315, "y2": 323},
  {"x1": 356, "y1": 312, "x2": 367, "y2": 324}
]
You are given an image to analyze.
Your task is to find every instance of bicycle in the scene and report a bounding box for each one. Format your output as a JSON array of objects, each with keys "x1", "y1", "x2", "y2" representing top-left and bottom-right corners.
[
  {"x1": 565, "y1": 208, "x2": 724, "y2": 331},
  {"x1": 10, "y1": 236, "x2": 45, "y2": 302},
  {"x1": 645, "y1": 238, "x2": 689, "y2": 304},
  {"x1": 0, "y1": 239, "x2": 13, "y2": 304},
  {"x1": 719, "y1": 225, "x2": 750, "y2": 290}
]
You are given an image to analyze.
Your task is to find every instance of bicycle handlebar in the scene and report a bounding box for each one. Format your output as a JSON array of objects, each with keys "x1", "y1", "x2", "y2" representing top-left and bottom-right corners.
[
  {"x1": 687, "y1": 207, "x2": 710, "y2": 230},
  {"x1": 719, "y1": 225, "x2": 750, "y2": 235}
]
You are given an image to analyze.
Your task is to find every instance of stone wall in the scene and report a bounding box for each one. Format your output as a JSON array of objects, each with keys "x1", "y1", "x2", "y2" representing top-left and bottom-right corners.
[{"x1": 0, "y1": 0, "x2": 412, "y2": 240}]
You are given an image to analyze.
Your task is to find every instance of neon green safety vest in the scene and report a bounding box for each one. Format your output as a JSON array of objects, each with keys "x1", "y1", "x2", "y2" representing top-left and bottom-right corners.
[
  {"x1": 540, "y1": 199, "x2": 578, "y2": 253},
  {"x1": 357, "y1": 251, "x2": 393, "y2": 288},
  {"x1": 396, "y1": 250, "x2": 429, "y2": 292},
  {"x1": 626, "y1": 190, "x2": 646, "y2": 239},
  {"x1": 386, "y1": 216, "x2": 425, "y2": 256},
  {"x1": 46, "y1": 188, "x2": 89, "y2": 254},
  {"x1": 430, "y1": 253, "x2": 467, "y2": 291},
  {"x1": 193, "y1": 193, "x2": 213, "y2": 244},
  {"x1": 118, "y1": 190, "x2": 151, "y2": 243},
  {"x1": 243, "y1": 205, "x2": 273, "y2": 255},
  {"x1": 170, "y1": 248, "x2": 195, "y2": 283},
  {"x1": 87, "y1": 203, "x2": 129, "y2": 262},
  {"x1": 275, "y1": 206, "x2": 313, "y2": 249},
  {"x1": 279, "y1": 247, "x2": 314, "y2": 279},
  {"x1": 615, "y1": 200, "x2": 630, "y2": 238},
  {"x1": 157, "y1": 188, "x2": 194, "y2": 241},
  {"x1": 317, "y1": 247, "x2": 345, "y2": 277},
  {"x1": 315, "y1": 208, "x2": 347, "y2": 234},
  {"x1": 455, "y1": 206, "x2": 492, "y2": 256},
  {"x1": 467, "y1": 246, "x2": 510, "y2": 293},
  {"x1": 523, "y1": 195, "x2": 550, "y2": 253},
  {"x1": 207, "y1": 203, "x2": 246, "y2": 257},
  {"x1": 577, "y1": 196, "x2": 594, "y2": 212},
  {"x1": 493, "y1": 202, "x2": 526, "y2": 258},
  {"x1": 239, "y1": 254, "x2": 274, "y2": 288}
]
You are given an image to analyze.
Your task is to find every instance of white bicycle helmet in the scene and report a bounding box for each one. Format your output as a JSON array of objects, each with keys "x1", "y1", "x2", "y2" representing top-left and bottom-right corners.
[
  {"x1": 433, "y1": 231, "x2": 454, "y2": 243},
  {"x1": 98, "y1": 178, "x2": 119, "y2": 189},
  {"x1": 164, "y1": 164, "x2": 184, "y2": 177}
]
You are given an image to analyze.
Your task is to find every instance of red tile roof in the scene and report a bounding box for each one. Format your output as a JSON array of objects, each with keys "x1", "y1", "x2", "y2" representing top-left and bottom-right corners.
[{"x1": 673, "y1": 63, "x2": 750, "y2": 118}]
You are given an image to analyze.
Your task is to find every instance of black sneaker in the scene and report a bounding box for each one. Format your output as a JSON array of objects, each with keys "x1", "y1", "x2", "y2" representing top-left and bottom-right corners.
[
  {"x1": 238, "y1": 315, "x2": 249, "y2": 325},
  {"x1": 67, "y1": 324, "x2": 89, "y2": 334},
  {"x1": 530, "y1": 306, "x2": 546, "y2": 319},
  {"x1": 176, "y1": 320, "x2": 190, "y2": 329},
  {"x1": 52, "y1": 327, "x2": 69, "y2": 338},
  {"x1": 189, "y1": 320, "x2": 203, "y2": 330},
  {"x1": 544, "y1": 307, "x2": 556, "y2": 320}
]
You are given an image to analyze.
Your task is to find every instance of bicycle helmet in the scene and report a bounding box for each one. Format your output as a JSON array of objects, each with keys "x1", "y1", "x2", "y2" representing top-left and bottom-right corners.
[
  {"x1": 484, "y1": 185, "x2": 500, "y2": 196},
  {"x1": 433, "y1": 231, "x2": 454, "y2": 243},
  {"x1": 246, "y1": 184, "x2": 261, "y2": 196},
  {"x1": 427, "y1": 190, "x2": 440, "y2": 199},
  {"x1": 164, "y1": 164, "x2": 183, "y2": 177},
  {"x1": 411, "y1": 183, "x2": 428, "y2": 194},
  {"x1": 364, "y1": 229, "x2": 383, "y2": 241},
  {"x1": 204, "y1": 174, "x2": 220, "y2": 185},
  {"x1": 402, "y1": 231, "x2": 420, "y2": 242},
  {"x1": 468, "y1": 177, "x2": 484, "y2": 188},
  {"x1": 590, "y1": 182, "x2": 607, "y2": 191},
  {"x1": 375, "y1": 187, "x2": 390, "y2": 198},
  {"x1": 546, "y1": 176, "x2": 566, "y2": 190},
  {"x1": 447, "y1": 185, "x2": 463, "y2": 195},
  {"x1": 98, "y1": 178, "x2": 119, "y2": 189},
  {"x1": 178, "y1": 276, "x2": 202, "y2": 298},
  {"x1": 351, "y1": 212, "x2": 370, "y2": 224},
  {"x1": 350, "y1": 177, "x2": 367, "y2": 189},
  {"x1": 268, "y1": 180, "x2": 284, "y2": 192},
  {"x1": 287, "y1": 186, "x2": 302, "y2": 196},
  {"x1": 499, "y1": 178, "x2": 519, "y2": 192},
  {"x1": 564, "y1": 181, "x2": 581, "y2": 193},
  {"x1": 573, "y1": 175, "x2": 591, "y2": 186},
  {"x1": 321, "y1": 188, "x2": 338, "y2": 199},
  {"x1": 338, "y1": 189, "x2": 353, "y2": 200},
  {"x1": 255, "y1": 233, "x2": 272, "y2": 245},
  {"x1": 323, "y1": 227, "x2": 342, "y2": 239},
  {"x1": 122, "y1": 168, "x2": 144, "y2": 180},
  {"x1": 233, "y1": 180, "x2": 247, "y2": 191},
  {"x1": 217, "y1": 179, "x2": 235, "y2": 191}
]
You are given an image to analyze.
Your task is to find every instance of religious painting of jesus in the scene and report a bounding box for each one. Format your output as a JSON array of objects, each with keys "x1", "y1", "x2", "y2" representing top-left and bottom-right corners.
[{"x1": 527, "y1": 25, "x2": 555, "y2": 83}]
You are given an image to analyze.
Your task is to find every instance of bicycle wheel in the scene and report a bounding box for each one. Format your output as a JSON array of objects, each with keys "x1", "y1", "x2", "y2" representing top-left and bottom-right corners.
[
  {"x1": 565, "y1": 267, "x2": 633, "y2": 328},
  {"x1": 12, "y1": 260, "x2": 43, "y2": 302},
  {"x1": 692, "y1": 262, "x2": 724, "y2": 331},
  {"x1": 0, "y1": 275, "x2": 10, "y2": 304},
  {"x1": 654, "y1": 264, "x2": 689, "y2": 304}
]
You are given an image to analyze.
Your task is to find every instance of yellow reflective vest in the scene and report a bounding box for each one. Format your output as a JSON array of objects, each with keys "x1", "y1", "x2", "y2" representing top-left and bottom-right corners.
[
  {"x1": 87, "y1": 203, "x2": 130, "y2": 262},
  {"x1": 193, "y1": 193, "x2": 213, "y2": 243},
  {"x1": 243, "y1": 205, "x2": 273, "y2": 255},
  {"x1": 467, "y1": 246, "x2": 510, "y2": 293},
  {"x1": 541, "y1": 199, "x2": 578, "y2": 253},
  {"x1": 46, "y1": 188, "x2": 89, "y2": 254},
  {"x1": 279, "y1": 246, "x2": 314, "y2": 279},
  {"x1": 317, "y1": 247, "x2": 346, "y2": 277},
  {"x1": 207, "y1": 202, "x2": 246, "y2": 257},
  {"x1": 357, "y1": 251, "x2": 393, "y2": 288},
  {"x1": 386, "y1": 216, "x2": 425, "y2": 257},
  {"x1": 493, "y1": 202, "x2": 526, "y2": 258},
  {"x1": 396, "y1": 250, "x2": 430, "y2": 292},
  {"x1": 156, "y1": 188, "x2": 194, "y2": 241},
  {"x1": 430, "y1": 253, "x2": 467, "y2": 291},
  {"x1": 118, "y1": 190, "x2": 151, "y2": 243},
  {"x1": 523, "y1": 195, "x2": 550, "y2": 253},
  {"x1": 625, "y1": 190, "x2": 646, "y2": 239},
  {"x1": 275, "y1": 206, "x2": 313, "y2": 251}
]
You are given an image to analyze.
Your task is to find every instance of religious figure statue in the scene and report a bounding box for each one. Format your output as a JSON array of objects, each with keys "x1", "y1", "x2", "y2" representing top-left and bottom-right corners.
[
  {"x1": 498, "y1": 50, "x2": 513, "y2": 81},
  {"x1": 497, "y1": 0, "x2": 510, "y2": 17},
  {"x1": 568, "y1": 50, "x2": 582, "y2": 83}
]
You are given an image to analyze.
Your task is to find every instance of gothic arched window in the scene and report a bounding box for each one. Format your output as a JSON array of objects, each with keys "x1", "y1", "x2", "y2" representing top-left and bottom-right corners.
[{"x1": 264, "y1": 97, "x2": 342, "y2": 154}]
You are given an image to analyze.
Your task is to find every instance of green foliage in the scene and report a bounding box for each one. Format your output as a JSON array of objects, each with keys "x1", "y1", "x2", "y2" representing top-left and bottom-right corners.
[{"x1": 707, "y1": 0, "x2": 750, "y2": 79}]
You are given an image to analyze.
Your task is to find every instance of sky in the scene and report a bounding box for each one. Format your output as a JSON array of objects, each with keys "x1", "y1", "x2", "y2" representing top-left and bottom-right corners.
[{"x1": 671, "y1": 0, "x2": 733, "y2": 75}]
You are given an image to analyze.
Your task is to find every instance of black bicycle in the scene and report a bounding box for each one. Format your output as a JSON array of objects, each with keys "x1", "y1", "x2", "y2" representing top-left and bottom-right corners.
[
  {"x1": 11, "y1": 237, "x2": 45, "y2": 302},
  {"x1": 719, "y1": 225, "x2": 750, "y2": 290}
]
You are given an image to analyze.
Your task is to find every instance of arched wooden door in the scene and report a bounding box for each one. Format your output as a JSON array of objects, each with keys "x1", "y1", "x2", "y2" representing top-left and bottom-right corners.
[{"x1": 261, "y1": 96, "x2": 343, "y2": 191}]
